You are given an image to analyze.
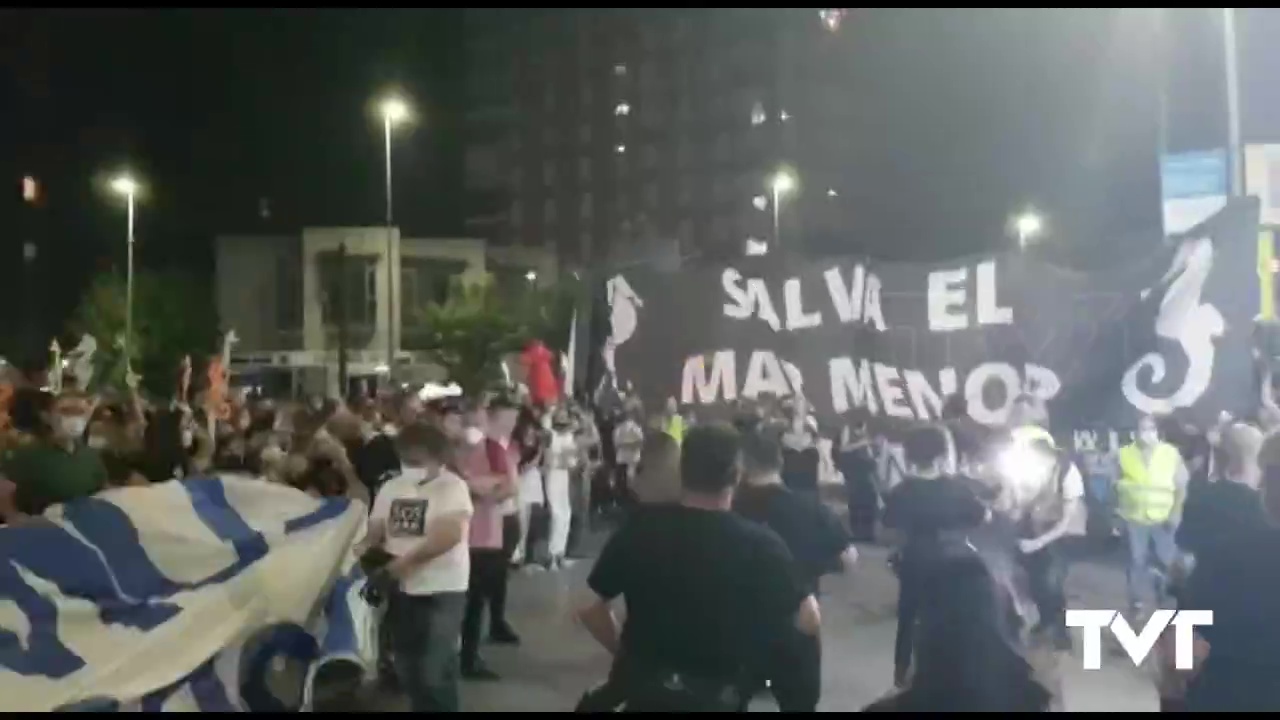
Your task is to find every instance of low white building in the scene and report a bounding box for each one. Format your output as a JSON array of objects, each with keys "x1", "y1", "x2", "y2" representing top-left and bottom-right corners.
[{"x1": 215, "y1": 227, "x2": 555, "y2": 397}]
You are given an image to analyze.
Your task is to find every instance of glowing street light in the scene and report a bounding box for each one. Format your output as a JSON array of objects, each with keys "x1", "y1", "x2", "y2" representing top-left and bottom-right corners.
[
  {"x1": 376, "y1": 93, "x2": 412, "y2": 376},
  {"x1": 770, "y1": 170, "x2": 797, "y2": 196},
  {"x1": 380, "y1": 96, "x2": 410, "y2": 126},
  {"x1": 110, "y1": 172, "x2": 141, "y2": 371},
  {"x1": 1012, "y1": 211, "x2": 1044, "y2": 248},
  {"x1": 768, "y1": 169, "x2": 797, "y2": 247}
]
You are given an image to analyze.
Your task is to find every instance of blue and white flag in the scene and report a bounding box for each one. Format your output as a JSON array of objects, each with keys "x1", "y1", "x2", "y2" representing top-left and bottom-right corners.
[{"x1": 0, "y1": 476, "x2": 375, "y2": 712}]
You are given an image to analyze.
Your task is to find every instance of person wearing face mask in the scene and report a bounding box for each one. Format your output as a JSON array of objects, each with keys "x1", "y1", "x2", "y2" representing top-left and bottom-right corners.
[
  {"x1": 1113, "y1": 414, "x2": 1189, "y2": 617},
  {"x1": 360, "y1": 421, "x2": 473, "y2": 711},
  {"x1": 0, "y1": 389, "x2": 108, "y2": 518}
]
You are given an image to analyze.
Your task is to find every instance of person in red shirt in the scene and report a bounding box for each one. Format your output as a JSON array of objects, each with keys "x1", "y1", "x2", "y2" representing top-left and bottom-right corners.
[
  {"x1": 520, "y1": 340, "x2": 559, "y2": 409},
  {"x1": 458, "y1": 394, "x2": 523, "y2": 680}
]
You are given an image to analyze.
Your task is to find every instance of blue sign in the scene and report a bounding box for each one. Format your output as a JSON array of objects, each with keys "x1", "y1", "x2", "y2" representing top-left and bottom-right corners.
[{"x1": 1161, "y1": 150, "x2": 1228, "y2": 201}]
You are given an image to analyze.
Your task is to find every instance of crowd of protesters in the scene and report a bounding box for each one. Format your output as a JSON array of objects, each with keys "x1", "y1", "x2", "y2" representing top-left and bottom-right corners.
[{"x1": 7, "y1": 342, "x2": 1280, "y2": 712}]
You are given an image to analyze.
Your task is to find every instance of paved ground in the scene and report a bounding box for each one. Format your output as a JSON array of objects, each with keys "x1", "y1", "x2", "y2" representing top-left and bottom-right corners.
[{"x1": 374, "y1": 541, "x2": 1161, "y2": 712}]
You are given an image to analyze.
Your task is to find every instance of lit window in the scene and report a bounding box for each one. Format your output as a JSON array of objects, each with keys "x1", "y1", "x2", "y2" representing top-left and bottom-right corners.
[
  {"x1": 615, "y1": 102, "x2": 631, "y2": 116},
  {"x1": 819, "y1": 9, "x2": 847, "y2": 32},
  {"x1": 750, "y1": 102, "x2": 767, "y2": 126},
  {"x1": 22, "y1": 176, "x2": 38, "y2": 203},
  {"x1": 613, "y1": 63, "x2": 627, "y2": 76},
  {"x1": 615, "y1": 144, "x2": 626, "y2": 154},
  {"x1": 780, "y1": 109, "x2": 792, "y2": 122},
  {"x1": 752, "y1": 195, "x2": 769, "y2": 211},
  {"x1": 745, "y1": 237, "x2": 769, "y2": 256},
  {"x1": 827, "y1": 188, "x2": 839, "y2": 198}
]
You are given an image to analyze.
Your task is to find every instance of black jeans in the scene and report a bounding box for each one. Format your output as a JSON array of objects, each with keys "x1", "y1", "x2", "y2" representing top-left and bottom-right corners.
[
  {"x1": 1021, "y1": 541, "x2": 1068, "y2": 634},
  {"x1": 387, "y1": 591, "x2": 466, "y2": 712},
  {"x1": 745, "y1": 631, "x2": 821, "y2": 712},
  {"x1": 461, "y1": 549, "x2": 509, "y2": 665},
  {"x1": 893, "y1": 561, "x2": 920, "y2": 687},
  {"x1": 578, "y1": 655, "x2": 743, "y2": 713}
]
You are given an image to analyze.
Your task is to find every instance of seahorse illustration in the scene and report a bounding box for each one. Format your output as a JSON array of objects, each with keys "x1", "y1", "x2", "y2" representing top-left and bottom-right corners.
[
  {"x1": 1121, "y1": 236, "x2": 1224, "y2": 415},
  {"x1": 64, "y1": 334, "x2": 98, "y2": 391},
  {"x1": 603, "y1": 274, "x2": 643, "y2": 390}
]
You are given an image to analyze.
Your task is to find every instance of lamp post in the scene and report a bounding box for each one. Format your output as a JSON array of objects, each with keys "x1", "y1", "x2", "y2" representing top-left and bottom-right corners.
[
  {"x1": 110, "y1": 174, "x2": 139, "y2": 371},
  {"x1": 769, "y1": 169, "x2": 797, "y2": 248},
  {"x1": 378, "y1": 95, "x2": 410, "y2": 378},
  {"x1": 1012, "y1": 211, "x2": 1044, "y2": 249}
]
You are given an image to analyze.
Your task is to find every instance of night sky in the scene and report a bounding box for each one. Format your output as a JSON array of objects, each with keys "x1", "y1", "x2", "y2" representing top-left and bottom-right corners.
[{"x1": 1, "y1": 8, "x2": 1277, "y2": 347}]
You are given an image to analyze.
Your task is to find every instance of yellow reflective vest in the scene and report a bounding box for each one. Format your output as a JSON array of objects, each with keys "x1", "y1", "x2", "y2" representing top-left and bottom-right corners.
[
  {"x1": 664, "y1": 415, "x2": 685, "y2": 446},
  {"x1": 1116, "y1": 441, "x2": 1180, "y2": 525}
]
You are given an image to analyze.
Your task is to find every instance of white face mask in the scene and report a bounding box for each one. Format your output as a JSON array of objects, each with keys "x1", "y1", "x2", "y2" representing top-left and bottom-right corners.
[
  {"x1": 464, "y1": 426, "x2": 485, "y2": 445},
  {"x1": 181, "y1": 429, "x2": 194, "y2": 449},
  {"x1": 58, "y1": 416, "x2": 88, "y2": 440},
  {"x1": 87, "y1": 435, "x2": 108, "y2": 450}
]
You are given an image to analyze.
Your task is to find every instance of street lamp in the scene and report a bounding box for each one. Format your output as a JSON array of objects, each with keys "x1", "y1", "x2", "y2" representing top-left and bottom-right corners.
[
  {"x1": 110, "y1": 173, "x2": 140, "y2": 371},
  {"x1": 1012, "y1": 211, "x2": 1044, "y2": 248},
  {"x1": 769, "y1": 169, "x2": 797, "y2": 247},
  {"x1": 377, "y1": 94, "x2": 411, "y2": 376}
]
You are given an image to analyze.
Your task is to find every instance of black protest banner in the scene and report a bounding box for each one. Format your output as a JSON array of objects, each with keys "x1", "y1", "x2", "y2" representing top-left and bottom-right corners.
[{"x1": 598, "y1": 200, "x2": 1261, "y2": 432}]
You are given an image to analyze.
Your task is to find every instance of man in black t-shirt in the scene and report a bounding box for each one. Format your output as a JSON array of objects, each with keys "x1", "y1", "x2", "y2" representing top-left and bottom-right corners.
[
  {"x1": 882, "y1": 424, "x2": 988, "y2": 687},
  {"x1": 734, "y1": 425, "x2": 855, "y2": 712},
  {"x1": 576, "y1": 423, "x2": 819, "y2": 712}
]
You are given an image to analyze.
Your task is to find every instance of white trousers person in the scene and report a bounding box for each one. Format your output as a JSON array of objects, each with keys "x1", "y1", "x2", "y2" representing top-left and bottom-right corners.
[
  {"x1": 513, "y1": 466, "x2": 545, "y2": 565},
  {"x1": 545, "y1": 468, "x2": 573, "y2": 560}
]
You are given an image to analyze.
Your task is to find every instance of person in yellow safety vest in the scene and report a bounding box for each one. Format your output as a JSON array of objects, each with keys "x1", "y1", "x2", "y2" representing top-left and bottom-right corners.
[
  {"x1": 1004, "y1": 394, "x2": 1086, "y2": 651},
  {"x1": 660, "y1": 397, "x2": 685, "y2": 445},
  {"x1": 1114, "y1": 414, "x2": 1188, "y2": 614}
]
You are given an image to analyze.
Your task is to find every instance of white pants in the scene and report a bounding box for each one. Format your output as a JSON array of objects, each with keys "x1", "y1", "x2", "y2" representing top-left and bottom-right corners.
[
  {"x1": 545, "y1": 469, "x2": 572, "y2": 559},
  {"x1": 513, "y1": 467, "x2": 544, "y2": 564}
]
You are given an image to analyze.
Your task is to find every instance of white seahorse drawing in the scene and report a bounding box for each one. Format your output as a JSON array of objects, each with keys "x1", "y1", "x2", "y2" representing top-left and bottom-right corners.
[
  {"x1": 1121, "y1": 236, "x2": 1224, "y2": 415},
  {"x1": 64, "y1": 334, "x2": 98, "y2": 391},
  {"x1": 603, "y1": 274, "x2": 644, "y2": 390}
]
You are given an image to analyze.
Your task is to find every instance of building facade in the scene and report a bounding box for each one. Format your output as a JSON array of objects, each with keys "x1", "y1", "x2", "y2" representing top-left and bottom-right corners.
[
  {"x1": 463, "y1": 9, "x2": 858, "y2": 267},
  {"x1": 215, "y1": 227, "x2": 555, "y2": 395}
]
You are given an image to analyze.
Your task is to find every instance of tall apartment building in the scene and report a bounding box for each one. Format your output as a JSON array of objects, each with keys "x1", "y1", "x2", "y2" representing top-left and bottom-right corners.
[{"x1": 463, "y1": 8, "x2": 857, "y2": 268}]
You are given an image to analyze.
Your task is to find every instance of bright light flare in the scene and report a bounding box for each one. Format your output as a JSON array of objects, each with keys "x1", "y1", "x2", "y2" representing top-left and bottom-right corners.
[{"x1": 995, "y1": 439, "x2": 1057, "y2": 504}]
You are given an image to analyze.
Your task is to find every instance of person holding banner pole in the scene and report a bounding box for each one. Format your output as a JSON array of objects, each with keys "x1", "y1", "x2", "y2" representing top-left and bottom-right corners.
[{"x1": 362, "y1": 422, "x2": 473, "y2": 712}]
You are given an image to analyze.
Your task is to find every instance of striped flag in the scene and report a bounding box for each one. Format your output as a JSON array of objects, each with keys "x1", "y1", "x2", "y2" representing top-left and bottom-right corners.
[{"x1": 0, "y1": 477, "x2": 375, "y2": 712}]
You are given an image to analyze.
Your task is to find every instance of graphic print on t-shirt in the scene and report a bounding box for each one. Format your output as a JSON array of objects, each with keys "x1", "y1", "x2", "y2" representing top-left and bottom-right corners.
[{"x1": 389, "y1": 498, "x2": 429, "y2": 536}]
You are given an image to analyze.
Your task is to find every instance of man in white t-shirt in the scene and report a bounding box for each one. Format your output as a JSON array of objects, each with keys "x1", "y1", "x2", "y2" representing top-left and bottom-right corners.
[{"x1": 363, "y1": 422, "x2": 473, "y2": 712}]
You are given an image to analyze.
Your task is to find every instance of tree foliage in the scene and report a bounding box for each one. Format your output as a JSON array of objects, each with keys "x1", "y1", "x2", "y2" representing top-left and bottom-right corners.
[
  {"x1": 411, "y1": 273, "x2": 579, "y2": 396},
  {"x1": 67, "y1": 271, "x2": 220, "y2": 397}
]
